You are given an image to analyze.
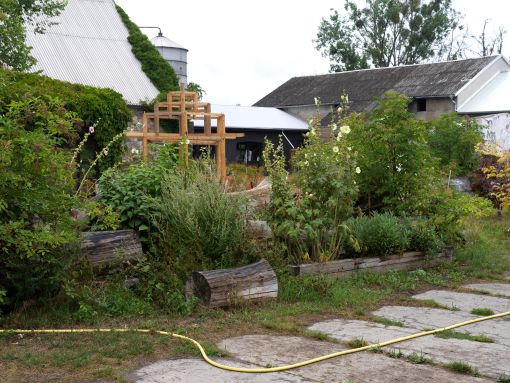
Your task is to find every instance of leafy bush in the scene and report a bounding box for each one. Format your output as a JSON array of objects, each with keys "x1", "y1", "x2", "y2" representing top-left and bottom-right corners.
[
  {"x1": 64, "y1": 280, "x2": 153, "y2": 322},
  {"x1": 0, "y1": 110, "x2": 79, "y2": 307},
  {"x1": 475, "y1": 143, "x2": 510, "y2": 212},
  {"x1": 98, "y1": 144, "x2": 179, "y2": 242},
  {"x1": 406, "y1": 218, "x2": 444, "y2": 255},
  {"x1": 345, "y1": 212, "x2": 409, "y2": 257},
  {"x1": 151, "y1": 160, "x2": 251, "y2": 280},
  {"x1": 428, "y1": 114, "x2": 483, "y2": 176},
  {"x1": 347, "y1": 91, "x2": 438, "y2": 213},
  {"x1": 0, "y1": 68, "x2": 131, "y2": 169},
  {"x1": 422, "y1": 187, "x2": 495, "y2": 244}
]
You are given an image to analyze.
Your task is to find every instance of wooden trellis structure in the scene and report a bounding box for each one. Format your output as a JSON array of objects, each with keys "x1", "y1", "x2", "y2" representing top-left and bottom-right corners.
[{"x1": 126, "y1": 85, "x2": 244, "y2": 181}]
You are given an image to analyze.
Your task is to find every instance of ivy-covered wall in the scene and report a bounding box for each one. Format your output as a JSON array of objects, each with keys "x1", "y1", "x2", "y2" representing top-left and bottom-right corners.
[{"x1": 116, "y1": 5, "x2": 180, "y2": 94}]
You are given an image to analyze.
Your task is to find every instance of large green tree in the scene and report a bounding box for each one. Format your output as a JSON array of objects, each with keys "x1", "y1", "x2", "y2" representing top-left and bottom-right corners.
[
  {"x1": 0, "y1": 0, "x2": 66, "y2": 71},
  {"x1": 315, "y1": 0, "x2": 463, "y2": 72}
]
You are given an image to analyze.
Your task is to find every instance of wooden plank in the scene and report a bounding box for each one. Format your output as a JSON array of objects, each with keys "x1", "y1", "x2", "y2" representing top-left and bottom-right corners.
[{"x1": 289, "y1": 250, "x2": 450, "y2": 278}]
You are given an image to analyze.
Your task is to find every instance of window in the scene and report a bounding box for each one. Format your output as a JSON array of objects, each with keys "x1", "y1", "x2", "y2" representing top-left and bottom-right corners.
[
  {"x1": 416, "y1": 98, "x2": 427, "y2": 112},
  {"x1": 237, "y1": 142, "x2": 263, "y2": 164}
]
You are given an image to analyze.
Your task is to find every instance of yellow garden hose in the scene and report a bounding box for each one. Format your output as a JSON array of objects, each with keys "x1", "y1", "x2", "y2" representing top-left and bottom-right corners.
[{"x1": 1, "y1": 310, "x2": 509, "y2": 373}]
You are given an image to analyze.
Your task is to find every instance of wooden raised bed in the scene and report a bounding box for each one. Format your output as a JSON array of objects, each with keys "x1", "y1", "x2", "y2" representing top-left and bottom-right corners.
[{"x1": 288, "y1": 248, "x2": 453, "y2": 278}]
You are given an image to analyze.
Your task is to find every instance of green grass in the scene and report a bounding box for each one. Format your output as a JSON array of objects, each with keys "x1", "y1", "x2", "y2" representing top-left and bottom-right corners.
[
  {"x1": 407, "y1": 352, "x2": 432, "y2": 364},
  {"x1": 435, "y1": 330, "x2": 494, "y2": 343},
  {"x1": 447, "y1": 361, "x2": 481, "y2": 377},
  {"x1": 346, "y1": 338, "x2": 369, "y2": 348},
  {"x1": 369, "y1": 316, "x2": 404, "y2": 327},
  {"x1": 470, "y1": 308, "x2": 495, "y2": 316},
  {"x1": 498, "y1": 375, "x2": 510, "y2": 383},
  {"x1": 0, "y1": 215, "x2": 508, "y2": 382},
  {"x1": 261, "y1": 320, "x2": 335, "y2": 342}
]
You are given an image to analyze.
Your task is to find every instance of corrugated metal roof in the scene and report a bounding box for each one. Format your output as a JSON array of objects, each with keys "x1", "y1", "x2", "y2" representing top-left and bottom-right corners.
[
  {"x1": 458, "y1": 71, "x2": 510, "y2": 113},
  {"x1": 193, "y1": 105, "x2": 308, "y2": 131},
  {"x1": 254, "y1": 56, "x2": 497, "y2": 110},
  {"x1": 25, "y1": 0, "x2": 159, "y2": 105},
  {"x1": 151, "y1": 35, "x2": 187, "y2": 51}
]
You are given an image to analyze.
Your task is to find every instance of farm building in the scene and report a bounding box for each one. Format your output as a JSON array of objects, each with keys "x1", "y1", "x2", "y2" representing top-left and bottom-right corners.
[{"x1": 255, "y1": 55, "x2": 510, "y2": 149}]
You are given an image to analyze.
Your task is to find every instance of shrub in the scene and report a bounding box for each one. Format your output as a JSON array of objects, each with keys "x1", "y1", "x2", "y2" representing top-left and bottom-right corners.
[
  {"x1": 422, "y1": 187, "x2": 495, "y2": 244},
  {"x1": 0, "y1": 111, "x2": 79, "y2": 307},
  {"x1": 346, "y1": 91, "x2": 438, "y2": 213},
  {"x1": 406, "y1": 218, "x2": 444, "y2": 255},
  {"x1": 345, "y1": 212, "x2": 409, "y2": 257},
  {"x1": 151, "y1": 159, "x2": 251, "y2": 281},
  {"x1": 428, "y1": 114, "x2": 483, "y2": 176},
  {"x1": 0, "y1": 68, "x2": 131, "y2": 170},
  {"x1": 98, "y1": 144, "x2": 179, "y2": 242}
]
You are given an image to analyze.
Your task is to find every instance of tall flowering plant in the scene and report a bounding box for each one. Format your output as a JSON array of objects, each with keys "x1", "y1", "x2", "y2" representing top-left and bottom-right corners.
[{"x1": 263, "y1": 97, "x2": 360, "y2": 263}]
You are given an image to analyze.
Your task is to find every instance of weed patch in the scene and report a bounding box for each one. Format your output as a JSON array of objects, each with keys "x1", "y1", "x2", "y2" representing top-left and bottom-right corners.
[
  {"x1": 447, "y1": 361, "x2": 481, "y2": 377},
  {"x1": 435, "y1": 330, "x2": 494, "y2": 343},
  {"x1": 471, "y1": 308, "x2": 495, "y2": 316}
]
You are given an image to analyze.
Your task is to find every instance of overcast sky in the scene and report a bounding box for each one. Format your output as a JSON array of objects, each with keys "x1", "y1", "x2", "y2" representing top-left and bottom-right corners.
[{"x1": 115, "y1": 0, "x2": 510, "y2": 106}]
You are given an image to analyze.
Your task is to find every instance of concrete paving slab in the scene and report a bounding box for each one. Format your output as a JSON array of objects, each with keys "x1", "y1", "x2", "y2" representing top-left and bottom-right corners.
[
  {"x1": 373, "y1": 305, "x2": 510, "y2": 346},
  {"x1": 308, "y1": 319, "x2": 510, "y2": 378},
  {"x1": 413, "y1": 290, "x2": 510, "y2": 313},
  {"x1": 218, "y1": 335, "x2": 492, "y2": 383},
  {"x1": 463, "y1": 283, "x2": 510, "y2": 297},
  {"x1": 132, "y1": 357, "x2": 306, "y2": 382}
]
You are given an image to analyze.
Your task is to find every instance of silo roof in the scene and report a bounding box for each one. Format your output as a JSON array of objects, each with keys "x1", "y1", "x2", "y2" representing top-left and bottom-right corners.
[
  {"x1": 151, "y1": 35, "x2": 188, "y2": 51},
  {"x1": 25, "y1": 0, "x2": 159, "y2": 105}
]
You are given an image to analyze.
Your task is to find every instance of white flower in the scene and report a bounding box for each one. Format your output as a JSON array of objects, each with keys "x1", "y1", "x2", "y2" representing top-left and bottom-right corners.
[
  {"x1": 340, "y1": 125, "x2": 351, "y2": 134},
  {"x1": 185, "y1": 138, "x2": 190, "y2": 145},
  {"x1": 336, "y1": 132, "x2": 342, "y2": 141},
  {"x1": 304, "y1": 153, "x2": 308, "y2": 158},
  {"x1": 102, "y1": 148, "x2": 109, "y2": 156},
  {"x1": 309, "y1": 128, "x2": 316, "y2": 136},
  {"x1": 337, "y1": 106, "x2": 343, "y2": 113},
  {"x1": 308, "y1": 119, "x2": 314, "y2": 125},
  {"x1": 304, "y1": 160, "x2": 309, "y2": 166},
  {"x1": 331, "y1": 123, "x2": 337, "y2": 131},
  {"x1": 355, "y1": 167, "x2": 361, "y2": 174},
  {"x1": 348, "y1": 146, "x2": 352, "y2": 151},
  {"x1": 314, "y1": 97, "x2": 319, "y2": 105},
  {"x1": 333, "y1": 146, "x2": 339, "y2": 153},
  {"x1": 341, "y1": 94, "x2": 349, "y2": 103},
  {"x1": 89, "y1": 126, "x2": 95, "y2": 134},
  {"x1": 131, "y1": 148, "x2": 139, "y2": 155}
]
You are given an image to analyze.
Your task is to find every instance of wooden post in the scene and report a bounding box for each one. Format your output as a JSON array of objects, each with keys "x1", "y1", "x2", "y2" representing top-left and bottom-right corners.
[
  {"x1": 204, "y1": 103, "x2": 211, "y2": 135},
  {"x1": 142, "y1": 112, "x2": 148, "y2": 162},
  {"x1": 217, "y1": 114, "x2": 226, "y2": 181}
]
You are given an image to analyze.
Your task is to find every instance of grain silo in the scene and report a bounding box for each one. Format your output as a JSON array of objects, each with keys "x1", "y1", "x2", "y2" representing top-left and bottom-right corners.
[{"x1": 151, "y1": 32, "x2": 188, "y2": 85}]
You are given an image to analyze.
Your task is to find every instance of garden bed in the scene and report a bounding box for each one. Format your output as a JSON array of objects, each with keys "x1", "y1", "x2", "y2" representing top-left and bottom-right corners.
[{"x1": 288, "y1": 248, "x2": 453, "y2": 278}]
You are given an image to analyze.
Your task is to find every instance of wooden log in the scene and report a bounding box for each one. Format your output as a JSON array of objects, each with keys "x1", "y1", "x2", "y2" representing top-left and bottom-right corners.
[
  {"x1": 185, "y1": 259, "x2": 278, "y2": 308},
  {"x1": 80, "y1": 230, "x2": 143, "y2": 271}
]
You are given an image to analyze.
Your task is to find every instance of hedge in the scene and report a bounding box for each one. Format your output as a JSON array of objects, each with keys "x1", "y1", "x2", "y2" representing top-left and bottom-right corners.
[{"x1": 0, "y1": 68, "x2": 131, "y2": 169}]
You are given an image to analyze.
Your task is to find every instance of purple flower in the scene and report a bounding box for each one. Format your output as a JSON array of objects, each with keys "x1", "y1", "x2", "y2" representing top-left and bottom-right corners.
[{"x1": 89, "y1": 126, "x2": 95, "y2": 134}]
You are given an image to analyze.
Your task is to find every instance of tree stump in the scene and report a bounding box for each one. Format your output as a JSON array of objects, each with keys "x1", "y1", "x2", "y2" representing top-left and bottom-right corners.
[
  {"x1": 80, "y1": 230, "x2": 143, "y2": 272},
  {"x1": 185, "y1": 258, "x2": 278, "y2": 308}
]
